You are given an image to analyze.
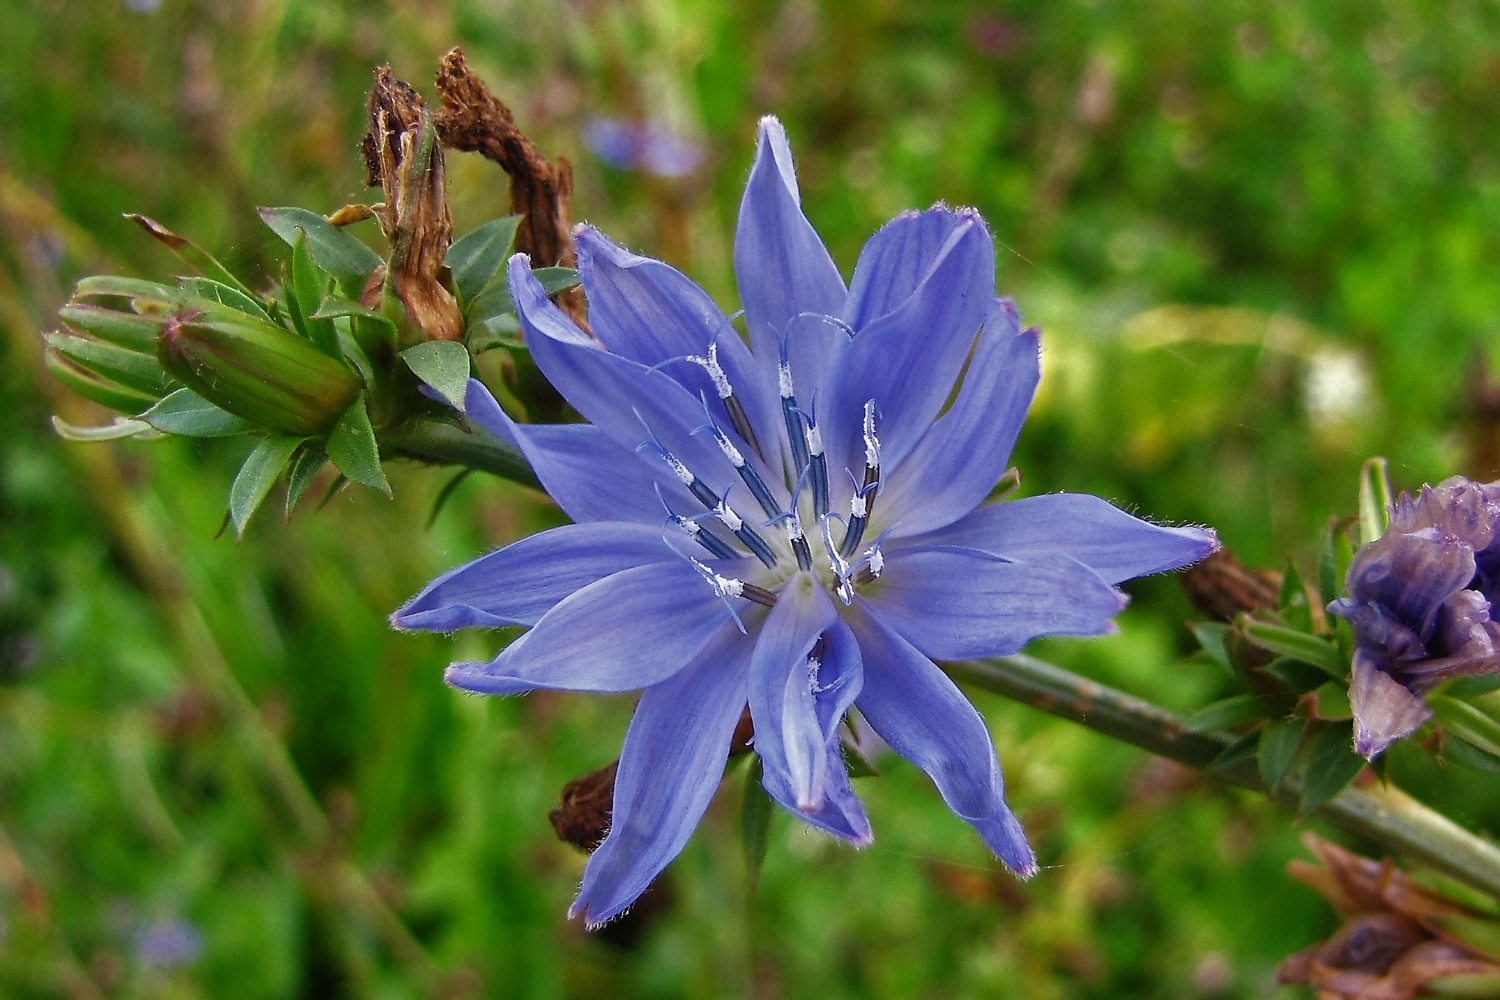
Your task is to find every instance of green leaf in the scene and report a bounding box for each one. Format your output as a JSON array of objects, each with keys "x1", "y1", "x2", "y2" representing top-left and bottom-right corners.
[
  {"x1": 177, "y1": 277, "x2": 273, "y2": 322},
  {"x1": 426, "y1": 469, "x2": 472, "y2": 529},
  {"x1": 401, "y1": 341, "x2": 471, "y2": 413},
  {"x1": 292, "y1": 230, "x2": 341, "y2": 357},
  {"x1": 1241, "y1": 619, "x2": 1342, "y2": 678},
  {"x1": 285, "y1": 448, "x2": 327, "y2": 520},
  {"x1": 1430, "y1": 696, "x2": 1500, "y2": 757},
  {"x1": 446, "y1": 215, "x2": 521, "y2": 306},
  {"x1": 73, "y1": 275, "x2": 176, "y2": 304},
  {"x1": 1443, "y1": 733, "x2": 1500, "y2": 773},
  {"x1": 1279, "y1": 561, "x2": 1312, "y2": 631},
  {"x1": 44, "y1": 333, "x2": 173, "y2": 397},
  {"x1": 57, "y1": 303, "x2": 160, "y2": 353},
  {"x1": 1259, "y1": 656, "x2": 1333, "y2": 694},
  {"x1": 326, "y1": 396, "x2": 390, "y2": 495},
  {"x1": 140, "y1": 388, "x2": 255, "y2": 437},
  {"x1": 1205, "y1": 731, "x2": 1260, "y2": 775},
  {"x1": 1304, "y1": 682, "x2": 1353, "y2": 722},
  {"x1": 741, "y1": 755, "x2": 773, "y2": 890},
  {"x1": 1358, "y1": 456, "x2": 1392, "y2": 547},
  {"x1": 1299, "y1": 722, "x2": 1366, "y2": 813},
  {"x1": 1258, "y1": 719, "x2": 1304, "y2": 791},
  {"x1": 1188, "y1": 621, "x2": 1232, "y2": 669},
  {"x1": 1184, "y1": 693, "x2": 1267, "y2": 733},
  {"x1": 50, "y1": 416, "x2": 155, "y2": 442},
  {"x1": 1319, "y1": 521, "x2": 1339, "y2": 606},
  {"x1": 465, "y1": 267, "x2": 581, "y2": 328},
  {"x1": 1448, "y1": 675, "x2": 1500, "y2": 698},
  {"x1": 125, "y1": 214, "x2": 259, "y2": 303},
  {"x1": 44, "y1": 351, "x2": 158, "y2": 413},
  {"x1": 258, "y1": 206, "x2": 383, "y2": 291},
  {"x1": 229, "y1": 434, "x2": 304, "y2": 538},
  {"x1": 310, "y1": 295, "x2": 395, "y2": 328}
]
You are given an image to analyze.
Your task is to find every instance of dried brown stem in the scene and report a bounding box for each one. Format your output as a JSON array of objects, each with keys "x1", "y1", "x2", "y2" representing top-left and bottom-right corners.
[
  {"x1": 432, "y1": 47, "x2": 588, "y2": 328},
  {"x1": 364, "y1": 66, "x2": 464, "y2": 342}
]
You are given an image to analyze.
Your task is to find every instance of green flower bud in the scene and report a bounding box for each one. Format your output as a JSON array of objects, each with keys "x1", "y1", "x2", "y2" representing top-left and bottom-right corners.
[{"x1": 159, "y1": 309, "x2": 362, "y2": 436}]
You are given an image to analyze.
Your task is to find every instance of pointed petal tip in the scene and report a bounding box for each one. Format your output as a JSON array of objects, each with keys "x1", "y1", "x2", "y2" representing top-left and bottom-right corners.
[{"x1": 1012, "y1": 859, "x2": 1040, "y2": 881}]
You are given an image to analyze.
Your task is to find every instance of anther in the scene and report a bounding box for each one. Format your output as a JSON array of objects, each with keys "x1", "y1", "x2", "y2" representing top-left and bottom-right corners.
[
  {"x1": 779, "y1": 358, "x2": 811, "y2": 477},
  {"x1": 770, "y1": 506, "x2": 813, "y2": 571},
  {"x1": 690, "y1": 558, "x2": 750, "y2": 634},
  {"x1": 710, "y1": 488, "x2": 779, "y2": 568},
  {"x1": 695, "y1": 406, "x2": 782, "y2": 519},
  {"x1": 656, "y1": 484, "x2": 741, "y2": 561},
  {"x1": 803, "y1": 409, "x2": 830, "y2": 519}
]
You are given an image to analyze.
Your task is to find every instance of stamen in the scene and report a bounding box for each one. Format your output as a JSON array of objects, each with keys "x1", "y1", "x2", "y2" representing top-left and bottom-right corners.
[
  {"x1": 694, "y1": 405, "x2": 782, "y2": 519},
  {"x1": 802, "y1": 402, "x2": 830, "y2": 519},
  {"x1": 708, "y1": 487, "x2": 779, "y2": 568},
  {"x1": 741, "y1": 582, "x2": 779, "y2": 607},
  {"x1": 690, "y1": 558, "x2": 750, "y2": 634},
  {"x1": 769, "y1": 506, "x2": 813, "y2": 571},
  {"x1": 838, "y1": 473, "x2": 878, "y2": 559},
  {"x1": 723, "y1": 396, "x2": 763, "y2": 460},
  {"x1": 780, "y1": 359, "x2": 811, "y2": 477},
  {"x1": 687, "y1": 342, "x2": 733, "y2": 400},
  {"x1": 820, "y1": 517, "x2": 856, "y2": 605},
  {"x1": 655, "y1": 483, "x2": 741, "y2": 561}
]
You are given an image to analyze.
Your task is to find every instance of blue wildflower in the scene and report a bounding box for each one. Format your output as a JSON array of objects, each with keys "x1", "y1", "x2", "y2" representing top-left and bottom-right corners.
[
  {"x1": 395, "y1": 117, "x2": 1218, "y2": 925},
  {"x1": 1328, "y1": 477, "x2": 1500, "y2": 759}
]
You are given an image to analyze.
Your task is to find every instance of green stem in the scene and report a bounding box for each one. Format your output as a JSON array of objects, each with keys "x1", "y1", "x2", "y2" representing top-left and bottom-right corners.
[
  {"x1": 947, "y1": 655, "x2": 1500, "y2": 899},
  {"x1": 384, "y1": 416, "x2": 541, "y2": 489}
]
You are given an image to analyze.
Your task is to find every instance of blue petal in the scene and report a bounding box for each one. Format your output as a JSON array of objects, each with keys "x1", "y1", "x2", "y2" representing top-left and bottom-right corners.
[
  {"x1": 1350, "y1": 651, "x2": 1431, "y2": 759},
  {"x1": 444, "y1": 561, "x2": 745, "y2": 694},
  {"x1": 571, "y1": 626, "x2": 750, "y2": 926},
  {"x1": 902, "y1": 492, "x2": 1219, "y2": 584},
  {"x1": 748, "y1": 574, "x2": 838, "y2": 810},
  {"x1": 508, "y1": 256, "x2": 741, "y2": 495},
  {"x1": 843, "y1": 206, "x2": 978, "y2": 331},
  {"x1": 464, "y1": 379, "x2": 690, "y2": 524},
  {"x1": 847, "y1": 605, "x2": 1035, "y2": 875},
  {"x1": 392, "y1": 522, "x2": 672, "y2": 631},
  {"x1": 760, "y1": 747, "x2": 872, "y2": 845},
  {"x1": 575, "y1": 226, "x2": 785, "y2": 473},
  {"x1": 822, "y1": 214, "x2": 995, "y2": 476},
  {"x1": 876, "y1": 303, "x2": 1038, "y2": 536},
  {"x1": 1343, "y1": 529, "x2": 1476, "y2": 641},
  {"x1": 858, "y1": 547, "x2": 1126, "y2": 660},
  {"x1": 734, "y1": 117, "x2": 846, "y2": 395}
]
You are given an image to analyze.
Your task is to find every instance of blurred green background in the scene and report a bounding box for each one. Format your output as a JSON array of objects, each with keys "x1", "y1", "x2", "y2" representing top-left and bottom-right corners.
[{"x1": 5, "y1": 0, "x2": 1500, "y2": 996}]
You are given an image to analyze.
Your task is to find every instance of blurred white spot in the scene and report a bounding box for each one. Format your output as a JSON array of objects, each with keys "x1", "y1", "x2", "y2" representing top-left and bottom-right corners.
[{"x1": 1304, "y1": 347, "x2": 1373, "y2": 427}]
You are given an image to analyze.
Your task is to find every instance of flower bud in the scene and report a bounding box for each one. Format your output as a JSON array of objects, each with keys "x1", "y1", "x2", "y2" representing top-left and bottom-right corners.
[{"x1": 158, "y1": 308, "x2": 362, "y2": 436}]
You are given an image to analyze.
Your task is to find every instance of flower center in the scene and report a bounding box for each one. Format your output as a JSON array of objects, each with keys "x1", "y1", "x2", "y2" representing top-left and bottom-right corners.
[{"x1": 648, "y1": 324, "x2": 889, "y2": 624}]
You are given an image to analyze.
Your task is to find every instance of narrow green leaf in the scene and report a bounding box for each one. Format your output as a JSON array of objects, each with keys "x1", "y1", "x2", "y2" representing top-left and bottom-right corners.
[
  {"x1": 1425, "y1": 913, "x2": 1500, "y2": 963},
  {"x1": 229, "y1": 434, "x2": 304, "y2": 537},
  {"x1": 311, "y1": 294, "x2": 396, "y2": 328},
  {"x1": 139, "y1": 388, "x2": 255, "y2": 437},
  {"x1": 1258, "y1": 656, "x2": 1333, "y2": 694},
  {"x1": 177, "y1": 277, "x2": 273, "y2": 322},
  {"x1": 427, "y1": 469, "x2": 472, "y2": 529},
  {"x1": 125, "y1": 214, "x2": 259, "y2": 302},
  {"x1": 1280, "y1": 561, "x2": 1312, "y2": 631},
  {"x1": 401, "y1": 341, "x2": 471, "y2": 413},
  {"x1": 1184, "y1": 693, "x2": 1268, "y2": 733},
  {"x1": 1258, "y1": 719, "x2": 1304, "y2": 791},
  {"x1": 292, "y1": 230, "x2": 341, "y2": 358},
  {"x1": 326, "y1": 396, "x2": 390, "y2": 495},
  {"x1": 1430, "y1": 696, "x2": 1500, "y2": 757},
  {"x1": 1205, "y1": 731, "x2": 1260, "y2": 775},
  {"x1": 1358, "y1": 456, "x2": 1392, "y2": 547},
  {"x1": 57, "y1": 304, "x2": 159, "y2": 353},
  {"x1": 1242, "y1": 619, "x2": 1342, "y2": 677},
  {"x1": 258, "y1": 207, "x2": 383, "y2": 292},
  {"x1": 73, "y1": 275, "x2": 176, "y2": 304},
  {"x1": 1188, "y1": 621, "x2": 1232, "y2": 669},
  {"x1": 1443, "y1": 734, "x2": 1500, "y2": 773},
  {"x1": 446, "y1": 215, "x2": 522, "y2": 306},
  {"x1": 318, "y1": 473, "x2": 349, "y2": 511},
  {"x1": 285, "y1": 448, "x2": 328, "y2": 520},
  {"x1": 50, "y1": 416, "x2": 155, "y2": 442},
  {"x1": 1319, "y1": 521, "x2": 1339, "y2": 606},
  {"x1": 44, "y1": 352, "x2": 158, "y2": 413},
  {"x1": 742, "y1": 755, "x2": 773, "y2": 890},
  {"x1": 1448, "y1": 675, "x2": 1500, "y2": 698},
  {"x1": 1299, "y1": 722, "x2": 1366, "y2": 814},
  {"x1": 45, "y1": 333, "x2": 173, "y2": 397}
]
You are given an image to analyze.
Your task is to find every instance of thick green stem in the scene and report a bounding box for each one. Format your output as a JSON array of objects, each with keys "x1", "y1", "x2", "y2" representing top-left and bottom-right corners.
[
  {"x1": 947, "y1": 655, "x2": 1500, "y2": 900},
  {"x1": 384, "y1": 416, "x2": 541, "y2": 489}
]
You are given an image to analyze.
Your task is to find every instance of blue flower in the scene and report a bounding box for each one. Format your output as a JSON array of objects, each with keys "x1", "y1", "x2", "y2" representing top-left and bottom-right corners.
[
  {"x1": 1328, "y1": 477, "x2": 1500, "y2": 759},
  {"x1": 395, "y1": 117, "x2": 1218, "y2": 926}
]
